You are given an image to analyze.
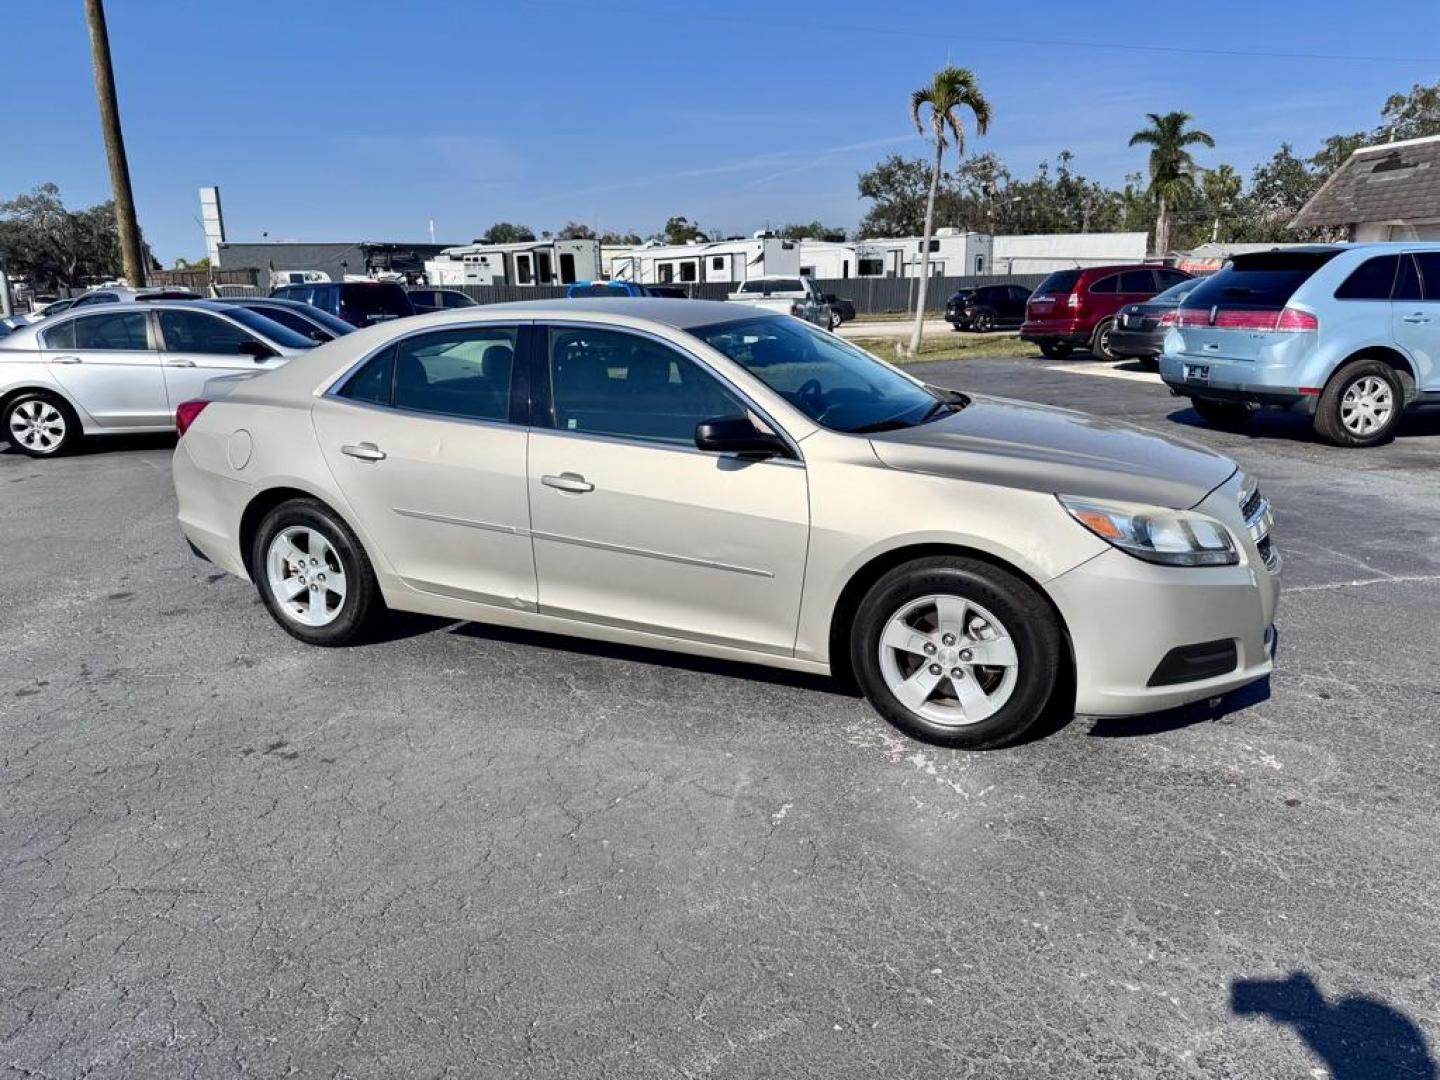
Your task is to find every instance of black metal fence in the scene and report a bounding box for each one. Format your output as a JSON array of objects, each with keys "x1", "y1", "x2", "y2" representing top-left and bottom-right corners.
[{"x1": 414, "y1": 274, "x2": 1050, "y2": 316}]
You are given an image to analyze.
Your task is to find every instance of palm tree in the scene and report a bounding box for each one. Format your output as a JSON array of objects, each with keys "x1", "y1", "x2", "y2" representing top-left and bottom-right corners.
[
  {"x1": 1128, "y1": 111, "x2": 1214, "y2": 258},
  {"x1": 1202, "y1": 163, "x2": 1242, "y2": 242},
  {"x1": 903, "y1": 66, "x2": 991, "y2": 357}
]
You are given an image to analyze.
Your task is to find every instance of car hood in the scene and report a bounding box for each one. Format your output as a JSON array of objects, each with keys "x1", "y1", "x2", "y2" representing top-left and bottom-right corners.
[{"x1": 867, "y1": 393, "x2": 1236, "y2": 509}]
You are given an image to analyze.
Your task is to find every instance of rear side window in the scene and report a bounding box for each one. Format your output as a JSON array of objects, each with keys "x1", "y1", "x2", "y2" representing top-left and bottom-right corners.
[
  {"x1": 337, "y1": 346, "x2": 395, "y2": 406},
  {"x1": 1089, "y1": 274, "x2": 1119, "y2": 294},
  {"x1": 1119, "y1": 270, "x2": 1156, "y2": 293},
  {"x1": 72, "y1": 312, "x2": 149, "y2": 350},
  {"x1": 393, "y1": 326, "x2": 516, "y2": 421},
  {"x1": 1335, "y1": 255, "x2": 1399, "y2": 300},
  {"x1": 1157, "y1": 270, "x2": 1190, "y2": 289},
  {"x1": 767, "y1": 279, "x2": 803, "y2": 294},
  {"x1": 1184, "y1": 251, "x2": 1340, "y2": 311},
  {"x1": 1034, "y1": 270, "x2": 1081, "y2": 294},
  {"x1": 1412, "y1": 252, "x2": 1440, "y2": 301},
  {"x1": 42, "y1": 320, "x2": 76, "y2": 349}
]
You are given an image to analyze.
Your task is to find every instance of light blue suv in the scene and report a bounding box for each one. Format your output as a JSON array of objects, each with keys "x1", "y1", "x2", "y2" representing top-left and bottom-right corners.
[{"x1": 1160, "y1": 244, "x2": 1440, "y2": 447}]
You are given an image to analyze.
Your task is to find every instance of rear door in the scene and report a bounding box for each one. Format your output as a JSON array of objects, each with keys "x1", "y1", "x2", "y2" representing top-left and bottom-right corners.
[
  {"x1": 1393, "y1": 252, "x2": 1440, "y2": 390},
  {"x1": 43, "y1": 310, "x2": 168, "y2": 428},
  {"x1": 154, "y1": 308, "x2": 287, "y2": 407}
]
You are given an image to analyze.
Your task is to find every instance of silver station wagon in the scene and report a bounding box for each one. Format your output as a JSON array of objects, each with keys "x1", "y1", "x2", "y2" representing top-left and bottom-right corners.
[{"x1": 172, "y1": 299, "x2": 1279, "y2": 748}]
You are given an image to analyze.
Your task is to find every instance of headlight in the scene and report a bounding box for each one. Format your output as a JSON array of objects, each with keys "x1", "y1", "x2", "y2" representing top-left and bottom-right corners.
[{"x1": 1058, "y1": 495, "x2": 1238, "y2": 567}]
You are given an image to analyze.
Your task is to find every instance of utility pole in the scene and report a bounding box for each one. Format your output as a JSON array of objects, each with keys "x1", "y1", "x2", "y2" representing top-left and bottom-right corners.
[{"x1": 84, "y1": 0, "x2": 145, "y2": 288}]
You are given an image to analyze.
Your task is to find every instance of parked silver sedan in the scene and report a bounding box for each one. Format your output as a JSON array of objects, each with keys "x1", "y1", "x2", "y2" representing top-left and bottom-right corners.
[
  {"x1": 0, "y1": 301, "x2": 314, "y2": 457},
  {"x1": 172, "y1": 299, "x2": 1279, "y2": 748}
]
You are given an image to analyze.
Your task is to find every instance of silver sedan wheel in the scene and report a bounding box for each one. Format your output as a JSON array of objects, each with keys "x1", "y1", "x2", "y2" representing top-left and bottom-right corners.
[
  {"x1": 1339, "y1": 375, "x2": 1394, "y2": 436},
  {"x1": 8, "y1": 400, "x2": 67, "y2": 454},
  {"x1": 265, "y1": 526, "x2": 347, "y2": 627},
  {"x1": 877, "y1": 593, "x2": 1019, "y2": 727}
]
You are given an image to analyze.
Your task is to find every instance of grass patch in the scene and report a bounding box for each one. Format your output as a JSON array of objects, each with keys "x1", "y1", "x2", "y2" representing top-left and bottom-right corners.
[{"x1": 849, "y1": 333, "x2": 1042, "y2": 363}]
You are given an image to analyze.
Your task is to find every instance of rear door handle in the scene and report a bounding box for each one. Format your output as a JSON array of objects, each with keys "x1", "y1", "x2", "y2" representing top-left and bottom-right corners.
[
  {"x1": 52, "y1": 355, "x2": 82, "y2": 365},
  {"x1": 1402, "y1": 312, "x2": 1431, "y2": 324},
  {"x1": 541, "y1": 472, "x2": 594, "y2": 494},
  {"x1": 341, "y1": 442, "x2": 386, "y2": 462}
]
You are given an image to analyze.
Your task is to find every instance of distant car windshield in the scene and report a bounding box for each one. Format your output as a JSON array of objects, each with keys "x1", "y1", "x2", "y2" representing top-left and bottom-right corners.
[
  {"x1": 1035, "y1": 270, "x2": 1082, "y2": 294},
  {"x1": 224, "y1": 307, "x2": 319, "y2": 349},
  {"x1": 692, "y1": 316, "x2": 956, "y2": 434}
]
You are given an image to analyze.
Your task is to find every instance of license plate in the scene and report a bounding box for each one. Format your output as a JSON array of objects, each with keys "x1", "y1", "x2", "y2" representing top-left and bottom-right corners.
[{"x1": 1184, "y1": 363, "x2": 1210, "y2": 383}]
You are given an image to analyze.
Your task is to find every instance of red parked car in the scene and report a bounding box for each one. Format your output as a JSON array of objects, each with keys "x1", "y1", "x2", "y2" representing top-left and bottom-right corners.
[{"x1": 1020, "y1": 264, "x2": 1191, "y2": 360}]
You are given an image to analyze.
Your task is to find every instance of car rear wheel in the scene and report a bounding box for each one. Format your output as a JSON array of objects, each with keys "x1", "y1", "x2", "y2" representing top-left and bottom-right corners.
[
  {"x1": 1313, "y1": 359, "x2": 1404, "y2": 448},
  {"x1": 252, "y1": 498, "x2": 383, "y2": 645},
  {"x1": 972, "y1": 311, "x2": 994, "y2": 333},
  {"x1": 850, "y1": 556, "x2": 1062, "y2": 749},
  {"x1": 1038, "y1": 341, "x2": 1072, "y2": 360},
  {"x1": 1090, "y1": 319, "x2": 1120, "y2": 361},
  {"x1": 4, "y1": 391, "x2": 80, "y2": 458},
  {"x1": 1191, "y1": 398, "x2": 1253, "y2": 430}
]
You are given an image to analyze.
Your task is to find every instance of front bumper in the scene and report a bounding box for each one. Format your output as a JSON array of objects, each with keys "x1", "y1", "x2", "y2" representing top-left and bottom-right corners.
[{"x1": 1045, "y1": 476, "x2": 1280, "y2": 717}]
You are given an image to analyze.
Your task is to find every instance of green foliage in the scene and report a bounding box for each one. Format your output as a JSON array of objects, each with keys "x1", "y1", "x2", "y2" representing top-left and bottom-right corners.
[
  {"x1": 599, "y1": 230, "x2": 643, "y2": 246},
  {"x1": 910, "y1": 66, "x2": 991, "y2": 156},
  {"x1": 776, "y1": 220, "x2": 847, "y2": 241},
  {"x1": 556, "y1": 221, "x2": 597, "y2": 240},
  {"x1": 172, "y1": 255, "x2": 211, "y2": 271},
  {"x1": 0, "y1": 183, "x2": 156, "y2": 287},
  {"x1": 659, "y1": 216, "x2": 706, "y2": 245},
  {"x1": 479, "y1": 221, "x2": 536, "y2": 244}
]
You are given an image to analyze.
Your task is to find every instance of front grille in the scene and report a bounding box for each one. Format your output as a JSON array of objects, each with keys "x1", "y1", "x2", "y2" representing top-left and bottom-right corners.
[
  {"x1": 1240, "y1": 485, "x2": 1264, "y2": 522},
  {"x1": 1239, "y1": 481, "x2": 1279, "y2": 572}
]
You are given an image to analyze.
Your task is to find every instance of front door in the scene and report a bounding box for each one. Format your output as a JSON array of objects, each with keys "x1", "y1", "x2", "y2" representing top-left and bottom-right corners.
[
  {"x1": 153, "y1": 308, "x2": 287, "y2": 407},
  {"x1": 527, "y1": 324, "x2": 809, "y2": 655},
  {"x1": 311, "y1": 323, "x2": 536, "y2": 609},
  {"x1": 42, "y1": 310, "x2": 169, "y2": 428},
  {"x1": 1394, "y1": 252, "x2": 1440, "y2": 390}
]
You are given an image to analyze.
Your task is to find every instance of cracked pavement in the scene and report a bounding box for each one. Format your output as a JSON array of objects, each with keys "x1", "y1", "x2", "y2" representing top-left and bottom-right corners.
[{"x1": 2, "y1": 356, "x2": 1438, "y2": 1078}]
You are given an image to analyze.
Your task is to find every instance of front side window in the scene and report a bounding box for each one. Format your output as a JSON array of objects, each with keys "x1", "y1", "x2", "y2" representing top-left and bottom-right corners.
[
  {"x1": 157, "y1": 309, "x2": 261, "y2": 354},
  {"x1": 693, "y1": 316, "x2": 949, "y2": 434},
  {"x1": 70, "y1": 311, "x2": 149, "y2": 351},
  {"x1": 392, "y1": 327, "x2": 517, "y2": 421},
  {"x1": 1335, "y1": 255, "x2": 1399, "y2": 301},
  {"x1": 547, "y1": 327, "x2": 744, "y2": 446}
]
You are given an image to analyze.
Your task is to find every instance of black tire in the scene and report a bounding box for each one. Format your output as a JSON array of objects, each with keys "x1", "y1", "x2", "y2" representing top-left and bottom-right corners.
[
  {"x1": 972, "y1": 310, "x2": 995, "y2": 333},
  {"x1": 1191, "y1": 397, "x2": 1253, "y2": 431},
  {"x1": 251, "y1": 498, "x2": 383, "y2": 646},
  {"x1": 3, "y1": 390, "x2": 81, "y2": 458},
  {"x1": 1312, "y1": 358, "x2": 1405, "y2": 448},
  {"x1": 1038, "y1": 341, "x2": 1072, "y2": 360},
  {"x1": 1090, "y1": 319, "x2": 1120, "y2": 361},
  {"x1": 850, "y1": 556, "x2": 1063, "y2": 750}
]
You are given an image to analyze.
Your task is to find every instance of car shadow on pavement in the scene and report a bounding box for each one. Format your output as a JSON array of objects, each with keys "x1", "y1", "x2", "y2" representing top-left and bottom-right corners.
[
  {"x1": 1085, "y1": 677, "x2": 1270, "y2": 738},
  {"x1": 1232, "y1": 971, "x2": 1437, "y2": 1079},
  {"x1": 1166, "y1": 404, "x2": 1440, "y2": 443},
  {"x1": 448, "y1": 621, "x2": 856, "y2": 697},
  {"x1": 1, "y1": 432, "x2": 177, "y2": 457}
]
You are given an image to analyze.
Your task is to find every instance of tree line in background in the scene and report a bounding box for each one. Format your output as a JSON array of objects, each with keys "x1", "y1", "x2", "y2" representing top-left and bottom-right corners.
[{"x1": 0, "y1": 183, "x2": 157, "y2": 290}]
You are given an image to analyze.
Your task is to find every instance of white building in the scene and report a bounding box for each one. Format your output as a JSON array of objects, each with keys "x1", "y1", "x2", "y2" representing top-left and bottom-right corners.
[
  {"x1": 609, "y1": 235, "x2": 801, "y2": 285},
  {"x1": 991, "y1": 232, "x2": 1148, "y2": 275},
  {"x1": 424, "y1": 239, "x2": 601, "y2": 287},
  {"x1": 851, "y1": 229, "x2": 993, "y2": 278}
]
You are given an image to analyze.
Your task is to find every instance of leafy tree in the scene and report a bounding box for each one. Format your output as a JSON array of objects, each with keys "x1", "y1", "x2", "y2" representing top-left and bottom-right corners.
[
  {"x1": 0, "y1": 182, "x2": 155, "y2": 288},
  {"x1": 599, "y1": 230, "x2": 643, "y2": 246},
  {"x1": 1378, "y1": 80, "x2": 1440, "y2": 142},
  {"x1": 480, "y1": 221, "x2": 535, "y2": 244},
  {"x1": 172, "y1": 256, "x2": 211, "y2": 271},
  {"x1": 1245, "y1": 143, "x2": 1328, "y2": 240},
  {"x1": 1128, "y1": 111, "x2": 1214, "y2": 255},
  {"x1": 776, "y1": 221, "x2": 847, "y2": 241},
  {"x1": 659, "y1": 216, "x2": 706, "y2": 245},
  {"x1": 556, "y1": 222, "x2": 597, "y2": 240},
  {"x1": 857, "y1": 155, "x2": 940, "y2": 237},
  {"x1": 904, "y1": 65, "x2": 991, "y2": 355}
]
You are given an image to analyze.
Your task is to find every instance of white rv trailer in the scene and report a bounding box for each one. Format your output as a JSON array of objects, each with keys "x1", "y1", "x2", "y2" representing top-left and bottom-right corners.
[
  {"x1": 991, "y1": 232, "x2": 1148, "y2": 275},
  {"x1": 609, "y1": 235, "x2": 801, "y2": 285},
  {"x1": 424, "y1": 239, "x2": 601, "y2": 287},
  {"x1": 795, "y1": 240, "x2": 859, "y2": 279},
  {"x1": 852, "y1": 229, "x2": 994, "y2": 278}
]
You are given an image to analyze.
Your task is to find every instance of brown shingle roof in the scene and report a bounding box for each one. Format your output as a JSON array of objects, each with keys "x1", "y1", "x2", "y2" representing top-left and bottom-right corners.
[{"x1": 1291, "y1": 134, "x2": 1440, "y2": 230}]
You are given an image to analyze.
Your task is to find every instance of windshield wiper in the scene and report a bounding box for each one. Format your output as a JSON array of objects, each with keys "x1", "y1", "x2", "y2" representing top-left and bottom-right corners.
[{"x1": 848, "y1": 415, "x2": 916, "y2": 434}]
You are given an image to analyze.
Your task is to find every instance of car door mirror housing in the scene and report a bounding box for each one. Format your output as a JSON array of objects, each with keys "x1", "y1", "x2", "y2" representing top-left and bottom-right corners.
[
  {"x1": 694, "y1": 415, "x2": 789, "y2": 458},
  {"x1": 239, "y1": 340, "x2": 277, "y2": 361}
]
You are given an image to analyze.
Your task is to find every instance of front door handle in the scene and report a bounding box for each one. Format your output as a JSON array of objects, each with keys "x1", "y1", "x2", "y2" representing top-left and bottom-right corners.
[
  {"x1": 52, "y1": 355, "x2": 82, "y2": 365},
  {"x1": 341, "y1": 442, "x2": 386, "y2": 462},
  {"x1": 541, "y1": 472, "x2": 594, "y2": 494},
  {"x1": 168, "y1": 360, "x2": 197, "y2": 368},
  {"x1": 1402, "y1": 312, "x2": 1431, "y2": 324}
]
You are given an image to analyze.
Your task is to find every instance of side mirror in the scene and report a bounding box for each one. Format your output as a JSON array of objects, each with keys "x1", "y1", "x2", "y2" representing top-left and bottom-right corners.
[
  {"x1": 238, "y1": 339, "x2": 277, "y2": 361},
  {"x1": 694, "y1": 415, "x2": 789, "y2": 458}
]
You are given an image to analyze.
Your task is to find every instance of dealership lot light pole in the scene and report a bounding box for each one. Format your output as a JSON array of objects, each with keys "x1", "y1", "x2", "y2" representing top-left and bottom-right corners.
[{"x1": 84, "y1": 0, "x2": 145, "y2": 288}]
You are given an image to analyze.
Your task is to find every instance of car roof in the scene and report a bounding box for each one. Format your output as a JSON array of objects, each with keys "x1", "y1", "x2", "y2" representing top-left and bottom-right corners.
[{"x1": 484, "y1": 297, "x2": 776, "y2": 329}]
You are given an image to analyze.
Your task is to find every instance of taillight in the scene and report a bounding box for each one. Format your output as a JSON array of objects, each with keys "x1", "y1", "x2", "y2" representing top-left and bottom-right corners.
[
  {"x1": 175, "y1": 399, "x2": 209, "y2": 436},
  {"x1": 1066, "y1": 292, "x2": 1080, "y2": 310},
  {"x1": 1171, "y1": 307, "x2": 1318, "y2": 332},
  {"x1": 1276, "y1": 307, "x2": 1318, "y2": 332},
  {"x1": 1158, "y1": 310, "x2": 1179, "y2": 327}
]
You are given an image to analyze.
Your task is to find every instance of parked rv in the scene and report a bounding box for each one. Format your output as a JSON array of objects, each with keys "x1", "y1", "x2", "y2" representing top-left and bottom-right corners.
[
  {"x1": 728, "y1": 277, "x2": 836, "y2": 329},
  {"x1": 425, "y1": 239, "x2": 601, "y2": 288}
]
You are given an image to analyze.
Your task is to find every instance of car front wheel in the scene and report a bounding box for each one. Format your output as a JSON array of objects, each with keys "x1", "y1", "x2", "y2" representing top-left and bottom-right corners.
[
  {"x1": 850, "y1": 556, "x2": 1063, "y2": 749},
  {"x1": 4, "y1": 391, "x2": 80, "y2": 458},
  {"x1": 1313, "y1": 359, "x2": 1405, "y2": 448},
  {"x1": 252, "y1": 498, "x2": 383, "y2": 645}
]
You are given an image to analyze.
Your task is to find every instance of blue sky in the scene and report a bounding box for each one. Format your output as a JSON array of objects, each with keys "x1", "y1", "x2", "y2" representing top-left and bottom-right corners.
[{"x1": 9, "y1": 0, "x2": 1439, "y2": 262}]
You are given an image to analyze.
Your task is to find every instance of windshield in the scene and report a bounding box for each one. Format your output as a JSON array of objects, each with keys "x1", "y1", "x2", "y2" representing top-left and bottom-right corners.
[
  {"x1": 224, "y1": 307, "x2": 318, "y2": 349},
  {"x1": 691, "y1": 316, "x2": 954, "y2": 433}
]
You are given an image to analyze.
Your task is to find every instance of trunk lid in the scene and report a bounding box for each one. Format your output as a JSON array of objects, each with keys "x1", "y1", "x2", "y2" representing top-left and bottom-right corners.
[{"x1": 1170, "y1": 249, "x2": 1337, "y2": 363}]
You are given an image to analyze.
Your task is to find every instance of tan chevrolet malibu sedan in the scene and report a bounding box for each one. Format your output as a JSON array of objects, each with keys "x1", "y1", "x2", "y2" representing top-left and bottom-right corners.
[{"x1": 172, "y1": 299, "x2": 1278, "y2": 748}]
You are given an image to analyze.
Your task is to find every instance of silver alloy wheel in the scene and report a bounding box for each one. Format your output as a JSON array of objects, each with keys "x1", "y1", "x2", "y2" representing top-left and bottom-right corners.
[
  {"x1": 265, "y1": 526, "x2": 348, "y2": 627},
  {"x1": 1339, "y1": 375, "x2": 1394, "y2": 436},
  {"x1": 8, "y1": 400, "x2": 66, "y2": 454},
  {"x1": 877, "y1": 593, "x2": 1020, "y2": 727}
]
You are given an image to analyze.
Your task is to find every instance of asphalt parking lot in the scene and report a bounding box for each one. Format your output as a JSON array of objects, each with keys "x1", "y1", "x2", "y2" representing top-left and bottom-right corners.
[{"x1": 4, "y1": 355, "x2": 1439, "y2": 1079}]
